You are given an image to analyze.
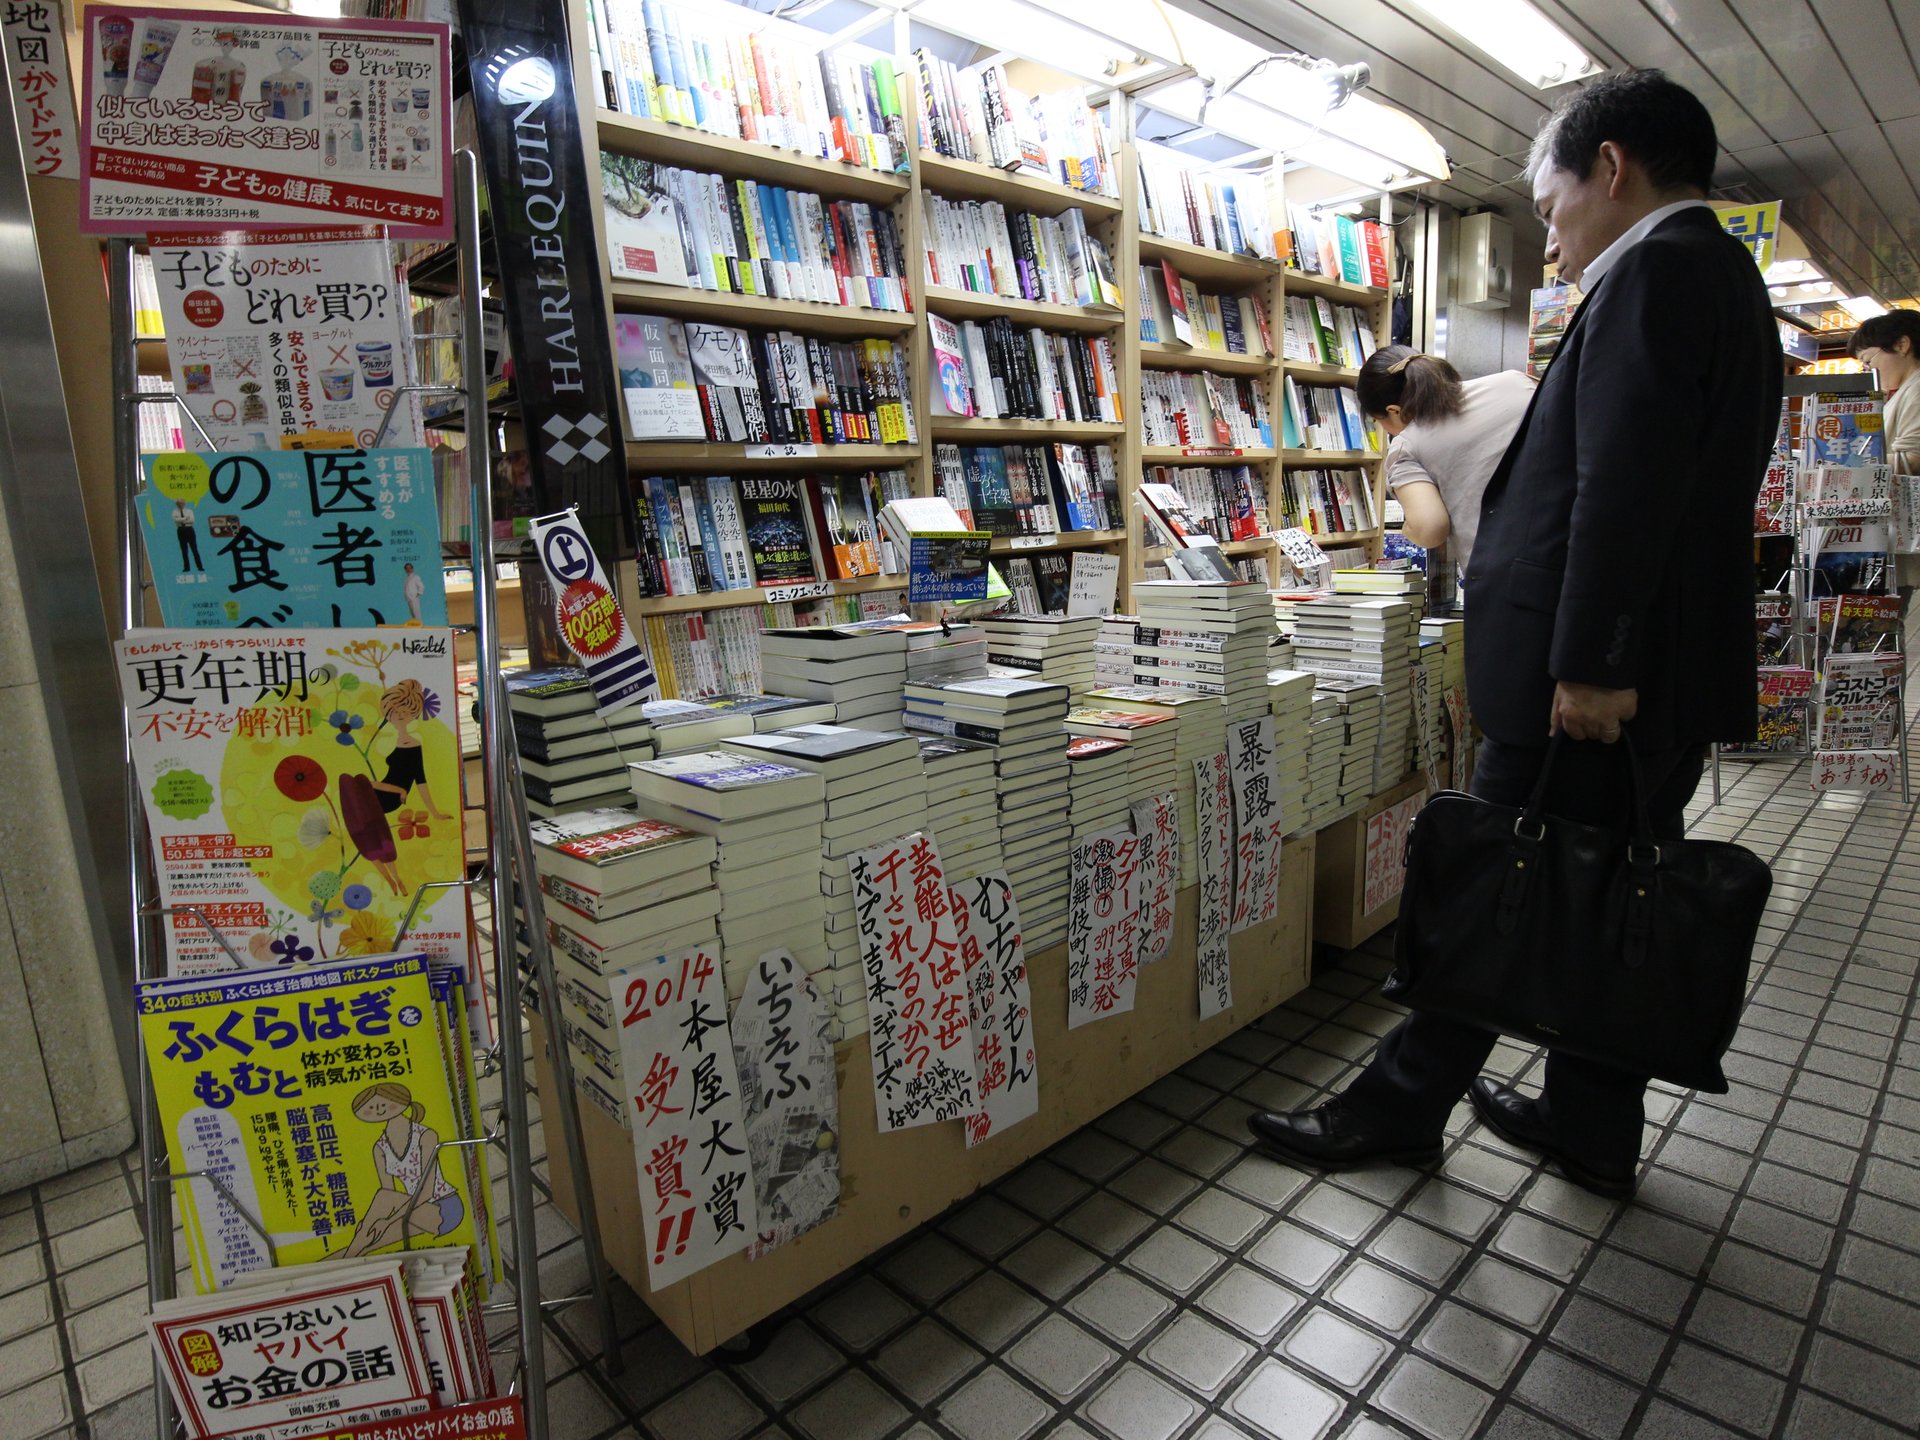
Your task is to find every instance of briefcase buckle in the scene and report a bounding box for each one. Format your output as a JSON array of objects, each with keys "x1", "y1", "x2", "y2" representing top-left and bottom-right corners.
[{"x1": 1513, "y1": 816, "x2": 1546, "y2": 843}]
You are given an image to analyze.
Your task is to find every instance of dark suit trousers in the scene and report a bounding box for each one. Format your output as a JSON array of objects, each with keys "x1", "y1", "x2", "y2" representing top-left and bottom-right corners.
[{"x1": 1342, "y1": 737, "x2": 1709, "y2": 1173}]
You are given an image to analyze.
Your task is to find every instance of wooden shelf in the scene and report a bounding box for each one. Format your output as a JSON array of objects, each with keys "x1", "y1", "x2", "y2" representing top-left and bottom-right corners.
[
  {"x1": 1284, "y1": 270, "x2": 1388, "y2": 304},
  {"x1": 1284, "y1": 360, "x2": 1363, "y2": 383},
  {"x1": 634, "y1": 573, "x2": 905, "y2": 617},
  {"x1": 608, "y1": 279, "x2": 916, "y2": 337},
  {"x1": 989, "y1": 529, "x2": 1127, "y2": 554},
  {"x1": 1292, "y1": 527, "x2": 1384, "y2": 548},
  {"x1": 1139, "y1": 235, "x2": 1283, "y2": 289},
  {"x1": 625, "y1": 441, "x2": 919, "y2": 468},
  {"x1": 597, "y1": 111, "x2": 911, "y2": 204},
  {"x1": 1140, "y1": 536, "x2": 1271, "y2": 564},
  {"x1": 1141, "y1": 446, "x2": 1276, "y2": 464},
  {"x1": 918, "y1": 152, "x2": 1123, "y2": 218},
  {"x1": 931, "y1": 416, "x2": 1124, "y2": 444},
  {"x1": 1281, "y1": 449, "x2": 1377, "y2": 466},
  {"x1": 923, "y1": 285, "x2": 1124, "y2": 334},
  {"x1": 1140, "y1": 342, "x2": 1272, "y2": 378}
]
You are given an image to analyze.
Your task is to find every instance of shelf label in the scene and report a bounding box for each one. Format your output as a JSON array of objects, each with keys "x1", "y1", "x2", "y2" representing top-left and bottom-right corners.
[
  {"x1": 1182, "y1": 447, "x2": 1242, "y2": 458},
  {"x1": 746, "y1": 442, "x2": 819, "y2": 460},
  {"x1": 1009, "y1": 534, "x2": 1057, "y2": 550},
  {"x1": 763, "y1": 582, "x2": 833, "y2": 604}
]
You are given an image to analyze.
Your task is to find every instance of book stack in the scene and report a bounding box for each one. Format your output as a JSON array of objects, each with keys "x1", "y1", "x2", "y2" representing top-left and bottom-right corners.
[
  {"x1": 1319, "y1": 679, "x2": 1385, "y2": 814},
  {"x1": 978, "y1": 614, "x2": 1101, "y2": 695},
  {"x1": 911, "y1": 49, "x2": 1117, "y2": 195},
  {"x1": 920, "y1": 734, "x2": 1003, "y2": 883},
  {"x1": 1289, "y1": 594, "x2": 1420, "y2": 784},
  {"x1": 1062, "y1": 706, "x2": 1179, "y2": 799},
  {"x1": 758, "y1": 621, "x2": 910, "y2": 729},
  {"x1": 1131, "y1": 579, "x2": 1276, "y2": 724},
  {"x1": 508, "y1": 667, "x2": 657, "y2": 818},
  {"x1": 940, "y1": 443, "x2": 1123, "y2": 536},
  {"x1": 922, "y1": 196, "x2": 1120, "y2": 310},
  {"x1": 1067, "y1": 735, "x2": 1132, "y2": 840},
  {"x1": 627, "y1": 751, "x2": 829, "y2": 997},
  {"x1": 900, "y1": 619, "x2": 989, "y2": 683},
  {"x1": 1267, "y1": 668, "x2": 1317, "y2": 831},
  {"x1": 618, "y1": 315, "x2": 916, "y2": 447},
  {"x1": 929, "y1": 315, "x2": 1123, "y2": 423},
  {"x1": 1083, "y1": 683, "x2": 1226, "y2": 885},
  {"x1": 721, "y1": 725, "x2": 927, "y2": 1040},
  {"x1": 600, "y1": 154, "x2": 912, "y2": 309},
  {"x1": 1136, "y1": 141, "x2": 1278, "y2": 258},
  {"x1": 905, "y1": 676, "x2": 1072, "y2": 946},
  {"x1": 644, "y1": 693, "x2": 837, "y2": 753},
  {"x1": 1140, "y1": 371, "x2": 1273, "y2": 450},
  {"x1": 529, "y1": 808, "x2": 719, "y2": 1124},
  {"x1": 587, "y1": 1, "x2": 907, "y2": 173},
  {"x1": 1302, "y1": 689, "x2": 1347, "y2": 830}
]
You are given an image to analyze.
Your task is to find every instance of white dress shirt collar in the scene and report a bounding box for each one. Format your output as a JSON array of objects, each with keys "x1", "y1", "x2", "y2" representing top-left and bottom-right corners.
[{"x1": 1578, "y1": 198, "x2": 1714, "y2": 291}]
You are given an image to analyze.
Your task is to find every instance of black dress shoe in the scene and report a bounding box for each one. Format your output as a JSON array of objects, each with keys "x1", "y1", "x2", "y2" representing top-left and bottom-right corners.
[
  {"x1": 1246, "y1": 1099, "x2": 1442, "y2": 1171},
  {"x1": 1468, "y1": 1078, "x2": 1637, "y2": 1201}
]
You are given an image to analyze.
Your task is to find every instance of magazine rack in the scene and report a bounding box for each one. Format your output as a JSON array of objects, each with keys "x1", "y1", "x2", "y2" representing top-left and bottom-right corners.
[{"x1": 108, "y1": 151, "x2": 620, "y2": 1440}]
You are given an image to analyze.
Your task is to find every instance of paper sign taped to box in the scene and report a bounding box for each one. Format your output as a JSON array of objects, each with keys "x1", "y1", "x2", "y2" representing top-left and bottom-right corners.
[
  {"x1": 1130, "y1": 791, "x2": 1179, "y2": 966},
  {"x1": 1193, "y1": 751, "x2": 1233, "y2": 1019},
  {"x1": 1067, "y1": 824, "x2": 1143, "y2": 1028},
  {"x1": 953, "y1": 872, "x2": 1038, "y2": 1148},
  {"x1": 732, "y1": 949, "x2": 840, "y2": 1259}
]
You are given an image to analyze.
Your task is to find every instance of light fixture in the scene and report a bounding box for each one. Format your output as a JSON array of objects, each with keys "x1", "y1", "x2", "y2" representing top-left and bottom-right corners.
[
  {"x1": 1199, "y1": 53, "x2": 1370, "y2": 128},
  {"x1": 1839, "y1": 295, "x2": 1889, "y2": 321},
  {"x1": 1399, "y1": 0, "x2": 1603, "y2": 90}
]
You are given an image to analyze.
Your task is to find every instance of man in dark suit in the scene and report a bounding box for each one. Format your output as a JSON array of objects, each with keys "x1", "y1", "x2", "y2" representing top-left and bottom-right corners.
[{"x1": 1248, "y1": 70, "x2": 1781, "y2": 1198}]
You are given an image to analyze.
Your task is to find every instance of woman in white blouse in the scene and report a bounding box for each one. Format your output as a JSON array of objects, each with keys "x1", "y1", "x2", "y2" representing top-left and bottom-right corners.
[
  {"x1": 1356, "y1": 347, "x2": 1535, "y2": 581},
  {"x1": 1849, "y1": 311, "x2": 1920, "y2": 473}
]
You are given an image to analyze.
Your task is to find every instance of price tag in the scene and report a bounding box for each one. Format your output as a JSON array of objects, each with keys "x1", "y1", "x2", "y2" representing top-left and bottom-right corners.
[
  {"x1": 745, "y1": 442, "x2": 819, "y2": 460},
  {"x1": 763, "y1": 582, "x2": 833, "y2": 603},
  {"x1": 1009, "y1": 535, "x2": 1057, "y2": 550}
]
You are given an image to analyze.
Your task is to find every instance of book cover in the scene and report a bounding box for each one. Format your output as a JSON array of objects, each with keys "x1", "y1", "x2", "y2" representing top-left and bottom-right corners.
[
  {"x1": 929, "y1": 313, "x2": 973, "y2": 416},
  {"x1": 737, "y1": 476, "x2": 818, "y2": 584},
  {"x1": 616, "y1": 314, "x2": 704, "y2": 440},
  {"x1": 601, "y1": 152, "x2": 694, "y2": 286}
]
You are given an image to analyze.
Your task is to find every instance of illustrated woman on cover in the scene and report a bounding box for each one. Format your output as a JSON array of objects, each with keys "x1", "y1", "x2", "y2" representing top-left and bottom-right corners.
[
  {"x1": 337, "y1": 678, "x2": 452, "y2": 896},
  {"x1": 340, "y1": 1081, "x2": 464, "y2": 1257}
]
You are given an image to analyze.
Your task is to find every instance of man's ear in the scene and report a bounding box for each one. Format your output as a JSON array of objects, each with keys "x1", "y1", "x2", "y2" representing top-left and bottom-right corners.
[{"x1": 1597, "y1": 140, "x2": 1629, "y2": 200}]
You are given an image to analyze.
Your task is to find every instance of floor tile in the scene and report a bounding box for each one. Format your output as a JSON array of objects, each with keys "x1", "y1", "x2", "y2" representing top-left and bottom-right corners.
[
  {"x1": 1492, "y1": 1214, "x2": 1593, "y2": 1282},
  {"x1": 1123, "y1": 1228, "x2": 1224, "y2": 1295},
  {"x1": 1325, "y1": 1259, "x2": 1432, "y2": 1337},
  {"x1": 1368, "y1": 1217, "x2": 1468, "y2": 1287},
  {"x1": 1067, "y1": 1269, "x2": 1174, "y2": 1347},
  {"x1": 1413, "y1": 1303, "x2": 1529, "y2": 1388},
  {"x1": 1455, "y1": 1254, "x2": 1561, "y2": 1330},
  {"x1": 1140, "y1": 1311, "x2": 1251, "y2": 1400},
  {"x1": 943, "y1": 1270, "x2": 1046, "y2": 1353},
  {"x1": 808, "y1": 1274, "x2": 914, "y2": 1353},
  {"x1": 1658, "y1": 1341, "x2": 1786, "y2": 1436},
  {"x1": 1001, "y1": 1231, "x2": 1103, "y2": 1303},
  {"x1": 1198, "y1": 1267, "x2": 1303, "y2": 1342},
  {"x1": 1513, "y1": 1350, "x2": 1639, "y2": 1440},
  {"x1": 1370, "y1": 1354, "x2": 1494, "y2": 1440},
  {"x1": 1280, "y1": 1308, "x2": 1391, "y2": 1392},
  {"x1": 1082, "y1": 1363, "x2": 1201, "y2": 1440},
  {"x1": 1172, "y1": 1188, "x2": 1267, "y2": 1250},
  {"x1": 732, "y1": 1319, "x2": 842, "y2": 1408},
  {"x1": 872, "y1": 1317, "x2": 984, "y2": 1406},
  {"x1": 1290, "y1": 1185, "x2": 1388, "y2": 1246},
  {"x1": 1226, "y1": 1359, "x2": 1345, "y2": 1440},
  {"x1": 789, "y1": 1370, "x2": 908, "y2": 1440},
  {"x1": 934, "y1": 1365, "x2": 1052, "y2": 1440},
  {"x1": 1060, "y1": 1192, "x2": 1155, "y2": 1254},
  {"x1": 1801, "y1": 1332, "x2": 1920, "y2": 1427},
  {"x1": 943, "y1": 1195, "x2": 1042, "y2": 1260},
  {"x1": 1548, "y1": 1294, "x2": 1669, "y2": 1384},
  {"x1": 1004, "y1": 1314, "x2": 1115, "y2": 1401},
  {"x1": 881, "y1": 1233, "x2": 982, "y2": 1305}
]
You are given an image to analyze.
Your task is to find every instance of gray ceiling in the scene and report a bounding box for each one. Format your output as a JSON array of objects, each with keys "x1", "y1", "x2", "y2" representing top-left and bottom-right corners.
[{"x1": 1171, "y1": 0, "x2": 1920, "y2": 309}]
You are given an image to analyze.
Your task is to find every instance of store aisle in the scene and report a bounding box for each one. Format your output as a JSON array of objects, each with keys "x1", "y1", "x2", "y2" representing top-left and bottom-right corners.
[{"x1": 8, "y1": 752, "x2": 1918, "y2": 1440}]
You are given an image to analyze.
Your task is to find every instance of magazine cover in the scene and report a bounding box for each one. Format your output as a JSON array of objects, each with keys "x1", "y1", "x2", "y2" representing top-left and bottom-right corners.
[
  {"x1": 1818, "y1": 652, "x2": 1904, "y2": 749},
  {"x1": 1753, "y1": 456, "x2": 1794, "y2": 536},
  {"x1": 1726, "y1": 667, "x2": 1813, "y2": 755},
  {"x1": 117, "y1": 628, "x2": 470, "y2": 975},
  {"x1": 1803, "y1": 393, "x2": 1886, "y2": 466},
  {"x1": 137, "y1": 954, "x2": 481, "y2": 1293}
]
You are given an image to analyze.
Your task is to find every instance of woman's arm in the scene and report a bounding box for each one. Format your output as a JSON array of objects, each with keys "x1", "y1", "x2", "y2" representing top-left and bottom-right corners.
[{"x1": 1394, "y1": 478, "x2": 1453, "y2": 550}]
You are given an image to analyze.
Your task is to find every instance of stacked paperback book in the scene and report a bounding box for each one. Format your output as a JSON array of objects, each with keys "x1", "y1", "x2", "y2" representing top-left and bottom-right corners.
[
  {"x1": 1062, "y1": 705, "x2": 1179, "y2": 803},
  {"x1": 1302, "y1": 687, "x2": 1347, "y2": 829},
  {"x1": 1267, "y1": 668, "x2": 1317, "y2": 829},
  {"x1": 921, "y1": 734, "x2": 1004, "y2": 883},
  {"x1": 1289, "y1": 590, "x2": 1420, "y2": 791},
  {"x1": 1083, "y1": 683, "x2": 1226, "y2": 887},
  {"x1": 627, "y1": 750, "x2": 828, "y2": 998},
  {"x1": 644, "y1": 692, "x2": 835, "y2": 752},
  {"x1": 722, "y1": 726, "x2": 928, "y2": 1041},
  {"x1": 1067, "y1": 735, "x2": 1133, "y2": 840},
  {"x1": 1130, "y1": 579, "x2": 1276, "y2": 724},
  {"x1": 759, "y1": 620, "x2": 910, "y2": 728},
  {"x1": 509, "y1": 668, "x2": 657, "y2": 818},
  {"x1": 978, "y1": 613, "x2": 1101, "y2": 696}
]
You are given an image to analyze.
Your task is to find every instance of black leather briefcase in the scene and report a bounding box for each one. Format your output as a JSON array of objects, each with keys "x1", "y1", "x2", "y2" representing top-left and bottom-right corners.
[{"x1": 1382, "y1": 737, "x2": 1770, "y2": 1092}]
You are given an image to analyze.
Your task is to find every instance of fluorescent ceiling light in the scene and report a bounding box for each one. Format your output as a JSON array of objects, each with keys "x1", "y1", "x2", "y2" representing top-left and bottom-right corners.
[
  {"x1": 1840, "y1": 295, "x2": 1888, "y2": 321},
  {"x1": 1399, "y1": 0, "x2": 1602, "y2": 90},
  {"x1": 893, "y1": 0, "x2": 1149, "y2": 82}
]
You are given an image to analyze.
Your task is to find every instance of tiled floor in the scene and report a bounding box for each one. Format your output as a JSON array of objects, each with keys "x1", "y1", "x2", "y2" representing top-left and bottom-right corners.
[{"x1": 7, "y1": 750, "x2": 1919, "y2": 1439}]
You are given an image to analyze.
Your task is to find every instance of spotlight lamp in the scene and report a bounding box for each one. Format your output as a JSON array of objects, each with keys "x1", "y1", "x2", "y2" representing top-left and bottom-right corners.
[{"x1": 1198, "y1": 52, "x2": 1371, "y2": 128}]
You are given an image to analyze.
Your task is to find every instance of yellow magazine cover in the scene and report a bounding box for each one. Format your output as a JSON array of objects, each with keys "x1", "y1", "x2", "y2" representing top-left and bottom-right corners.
[{"x1": 138, "y1": 953, "x2": 482, "y2": 1294}]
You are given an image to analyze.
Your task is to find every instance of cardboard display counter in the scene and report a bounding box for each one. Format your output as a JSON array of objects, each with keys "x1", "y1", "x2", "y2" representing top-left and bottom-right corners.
[
  {"x1": 534, "y1": 835, "x2": 1315, "y2": 1355},
  {"x1": 1312, "y1": 772, "x2": 1429, "y2": 951}
]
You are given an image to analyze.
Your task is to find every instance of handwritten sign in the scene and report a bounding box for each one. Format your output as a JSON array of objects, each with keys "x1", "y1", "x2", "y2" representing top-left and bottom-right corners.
[
  {"x1": 1227, "y1": 717, "x2": 1285, "y2": 933},
  {"x1": 1130, "y1": 791, "x2": 1179, "y2": 965},
  {"x1": 762, "y1": 581, "x2": 833, "y2": 604},
  {"x1": 1273, "y1": 527, "x2": 1332, "y2": 588},
  {"x1": 1009, "y1": 534, "x2": 1057, "y2": 550},
  {"x1": 1067, "y1": 550, "x2": 1121, "y2": 617},
  {"x1": 5, "y1": 1, "x2": 78, "y2": 178},
  {"x1": 1067, "y1": 824, "x2": 1142, "y2": 1028},
  {"x1": 1363, "y1": 791, "x2": 1425, "y2": 915},
  {"x1": 745, "y1": 442, "x2": 818, "y2": 459},
  {"x1": 1442, "y1": 684, "x2": 1472, "y2": 792},
  {"x1": 851, "y1": 832, "x2": 979, "y2": 1131},
  {"x1": 530, "y1": 508, "x2": 657, "y2": 714},
  {"x1": 1193, "y1": 752, "x2": 1233, "y2": 1019},
  {"x1": 952, "y1": 873, "x2": 1038, "y2": 1148},
  {"x1": 732, "y1": 950, "x2": 840, "y2": 1260},
  {"x1": 1812, "y1": 749, "x2": 1900, "y2": 794},
  {"x1": 611, "y1": 945, "x2": 758, "y2": 1291}
]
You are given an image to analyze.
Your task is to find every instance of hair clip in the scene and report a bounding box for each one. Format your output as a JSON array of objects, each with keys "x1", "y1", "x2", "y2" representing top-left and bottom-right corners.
[{"x1": 1387, "y1": 353, "x2": 1416, "y2": 373}]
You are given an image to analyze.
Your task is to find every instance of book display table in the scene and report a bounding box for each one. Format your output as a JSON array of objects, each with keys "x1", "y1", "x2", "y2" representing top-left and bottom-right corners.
[{"x1": 533, "y1": 839, "x2": 1314, "y2": 1354}]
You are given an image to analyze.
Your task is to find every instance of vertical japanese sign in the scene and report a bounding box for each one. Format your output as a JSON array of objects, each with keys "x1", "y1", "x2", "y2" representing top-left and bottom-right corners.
[
  {"x1": 1129, "y1": 791, "x2": 1178, "y2": 966},
  {"x1": 1363, "y1": 791, "x2": 1425, "y2": 915},
  {"x1": 1227, "y1": 718, "x2": 1284, "y2": 933},
  {"x1": 1442, "y1": 685, "x2": 1472, "y2": 792},
  {"x1": 80, "y1": 8, "x2": 452, "y2": 235},
  {"x1": 612, "y1": 944, "x2": 758, "y2": 1291},
  {"x1": 1066, "y1": 825, "x2": 1142, "y2": 1028},
  {"x1": 138, "y1": 448, "x2": 444, "y2": 628},
  {"x1": 851, "y1": 833, "x2": 979, "y2": 1132},
  {"x1": 458, "y1": 0, "x2": 628, "y2": 556},
  {"x1": 529, "y1": 509, "x2": 656, "y2": 714},
  {"x1": 149, "y1": 227, "x2": 422, "y2": 452},
  {"x1": 952, "y1": 873, "x2": 1038, "y2": 1148},
  {"x1": 1193, "y1": 752, "x2": 1232, "y2": 1019},
  {"x1": 5, "y1": 0, "x2": 78, "y2": 178},
  {"x1": 731, "y1": 950, "x2": 840, "y2": 1260}
]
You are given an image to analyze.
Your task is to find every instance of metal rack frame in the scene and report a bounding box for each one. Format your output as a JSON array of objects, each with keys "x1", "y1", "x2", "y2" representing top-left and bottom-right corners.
[{"x1": 109, "y1": 150, "x2": 620, "y2": 1440}]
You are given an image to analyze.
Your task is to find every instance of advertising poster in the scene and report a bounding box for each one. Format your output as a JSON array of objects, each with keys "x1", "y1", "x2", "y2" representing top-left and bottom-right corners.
[
  {"x1": 731, "y1": 950, "x2": 840, "y2": 1260},
  {"x1": 5, "y1": 0, "x2": 79, "y2": 178},
  {"x1": 529, "y1": 509, "x2": 658, "y2": 714},
  {"x1": 149, "y1": 226, "x2": 423, "y2": 451},
  {"x1": 81, "y1": 7, "x2": 452, "y2": 236},
  {"x1": 610, "y1": 944, "x2": 758, "y2": 1291},
  {"x1": 138, "y1": 447, "x2": 445, "y2": 628},
  {"x1": 116, "y1": 627, "x2": 471, "y2": 976}
]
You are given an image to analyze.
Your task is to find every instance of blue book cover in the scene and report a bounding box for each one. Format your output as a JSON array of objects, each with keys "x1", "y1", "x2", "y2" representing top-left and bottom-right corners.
[{"x1": 907, "y1": 534, "x2": 990, "y2": 604}]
